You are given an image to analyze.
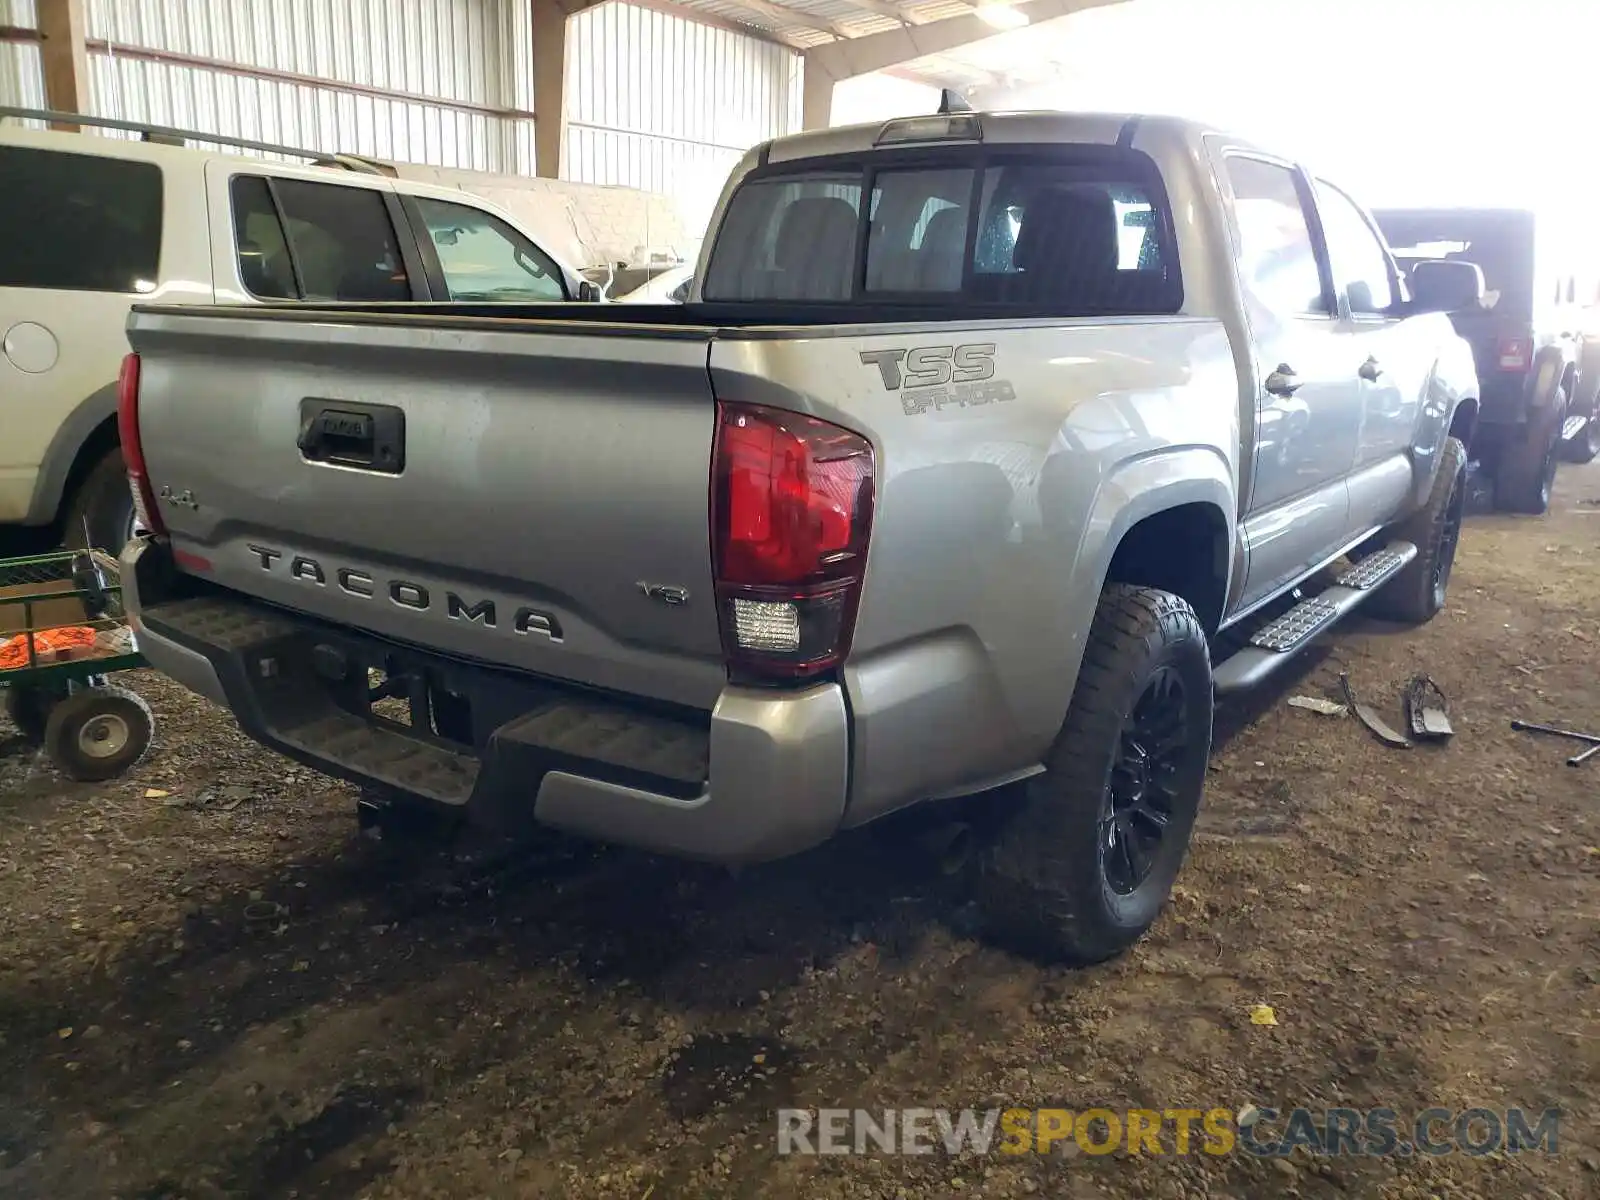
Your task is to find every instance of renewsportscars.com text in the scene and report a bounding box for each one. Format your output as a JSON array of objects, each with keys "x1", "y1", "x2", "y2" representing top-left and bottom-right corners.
[{"x1": 776, "y1": 1106, "x2": 1562, "y2": 1158}]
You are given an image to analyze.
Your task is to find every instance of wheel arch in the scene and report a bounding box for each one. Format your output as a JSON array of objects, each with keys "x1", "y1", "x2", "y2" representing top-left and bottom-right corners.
[
  {"x1": 24, "y1": 381, "x2": 120, "y2": 529},
  {"x1": 1102, "y1": 502, "x2": 1232, "y2": 636},
  {"x1": 1080, "y1": 450, "x2": 1237, "y2": 639}
]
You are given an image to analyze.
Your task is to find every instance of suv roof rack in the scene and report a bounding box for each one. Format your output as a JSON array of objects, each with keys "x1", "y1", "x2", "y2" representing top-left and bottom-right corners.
[{"x1": 0, "y1": 106, "x2": 394, "y2": 175}]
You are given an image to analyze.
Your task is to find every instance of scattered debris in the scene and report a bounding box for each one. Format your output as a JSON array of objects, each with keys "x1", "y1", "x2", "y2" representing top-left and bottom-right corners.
[
  {"x1": 143, "y1": 788, "x2": 170, "y2": 799},
  {"x1": 1404, "y1": 675, "x2": 1453, "y2": 741},
  {"x1": 1340, "y1": 674, "x2": 1411, "y2": 749},
  {"x1": 1288, "y1": 695, "x2": 1346, "y2": 717},
  {"x1": 1248, "y1": 1003, "x2": 1279, "y2": 1027},
  {"x1": 1510, "y1": 719, "x2": 1600, "y2": 767}
]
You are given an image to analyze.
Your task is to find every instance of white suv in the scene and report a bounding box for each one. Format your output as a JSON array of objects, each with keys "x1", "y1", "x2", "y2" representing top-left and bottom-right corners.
[{"x1": 0, "y1": 113, "x2": 596, "y2": 550}]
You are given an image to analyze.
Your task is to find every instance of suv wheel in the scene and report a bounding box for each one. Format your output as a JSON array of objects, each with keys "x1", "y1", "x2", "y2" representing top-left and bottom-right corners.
[
  {"x1": 1560, "y1": 403, "x2": 1600, "y2": 464},
  {"x1": 63, "y1": 446, "x2": 137, "y2": 553},
  {"x1": 1495, "y1": 387, "x2": 1567, "y2": 515},
  {"x1": 1368, "y1": 436, "x2": 1467, "y2": 623},
  {"x1": 971, "y1": 585, "x2": 1212, "y2": 964}
]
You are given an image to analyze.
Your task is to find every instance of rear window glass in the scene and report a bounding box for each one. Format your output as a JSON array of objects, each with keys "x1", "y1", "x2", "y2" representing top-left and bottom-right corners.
[
  {"x1": 702, "y1": 151, "x2": 1179, "y2": 315},
  {"x1": 0, "y1": 145, "x2": 163, "y2": 293},
  {"x1": 1375, "y1": 209, "x2": 1536, "y2": 316}
]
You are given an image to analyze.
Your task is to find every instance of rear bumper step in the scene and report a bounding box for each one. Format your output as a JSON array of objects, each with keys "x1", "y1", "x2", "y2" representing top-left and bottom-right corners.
[
  {"x1": 1213, "y1": 541, "x2": 1417, "y2": 695},
  {"x1": 123, "y1": 540, "x2": 849, "y2": 863}
]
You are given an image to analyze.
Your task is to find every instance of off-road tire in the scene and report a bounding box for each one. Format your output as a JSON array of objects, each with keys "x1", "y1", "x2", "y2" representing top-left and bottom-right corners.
[
  {"x1": 970, "y1": 585, "x2": 1212, "y2": 965},
  {"x1": 1368, "y1": 436, "x2": 1467, "y2": 624},
  {"x1": 1495, "y1": 387, "x2": 1567, "y2": 514},
  {"x1": 62, "y1": 446, "x2": 137, "y2": 552},
  {"x1": 43, "y1": 685, "x2": 154, "y2": 782}
]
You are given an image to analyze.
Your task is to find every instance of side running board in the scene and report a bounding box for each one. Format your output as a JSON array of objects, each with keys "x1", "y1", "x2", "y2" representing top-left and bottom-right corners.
[{"x1": 1212, "y1": 542, "x2": 1417, "y2": 696}]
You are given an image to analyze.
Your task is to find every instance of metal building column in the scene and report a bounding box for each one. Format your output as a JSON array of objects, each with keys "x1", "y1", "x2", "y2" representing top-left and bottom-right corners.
[
  {"x1": 801, "y1": 61, "x2": 838, "y2": 132},
  {"x1": 36, "y1": 0, "x2": 89, "y2": 129},
  {"x1": 532, "y1": 0, "x2": 569, "y2": 178}
]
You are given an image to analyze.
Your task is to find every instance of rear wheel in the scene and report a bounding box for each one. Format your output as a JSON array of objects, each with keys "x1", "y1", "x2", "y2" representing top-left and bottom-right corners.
[
  {"x1": 1494, "y1": 387, "x2": 1567, "y2": 514},
  {"x1": 62, "y1": 446, "x2": 137, "y2": 552},
  {"x1": 1369, "y1": 436, "x2": 1467, "y2": 624},
  {"x1": 970, "y1": 585, "x2": 1212, "y2": 964}
]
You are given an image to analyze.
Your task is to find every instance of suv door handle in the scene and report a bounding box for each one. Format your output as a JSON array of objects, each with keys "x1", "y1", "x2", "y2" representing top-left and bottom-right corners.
[
  {"x1": 1264, "y1": 365, "x2": 1301, "y2": 397},
  {"x1": 1359, "y1": 357, "x2": 1383, "y2": 382}
]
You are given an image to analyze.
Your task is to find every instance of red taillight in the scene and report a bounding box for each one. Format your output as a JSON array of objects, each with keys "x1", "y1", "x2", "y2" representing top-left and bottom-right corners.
[
  {"x1": 711, "y1": 402, "x2": 874, "y2": 682},
  {"x1": 116, "y1": 352, "x2": 165, "y2": 537},
  {"x1": 1496, "y1": 333, "x2": 1532, "y2": 372}
]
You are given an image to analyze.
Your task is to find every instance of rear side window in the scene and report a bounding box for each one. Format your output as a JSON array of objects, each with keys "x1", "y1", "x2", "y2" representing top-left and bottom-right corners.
[
  {"x1": 703, "y1": 175, "x2": 864, "y2": 301},
  {"x1": 229, "y1": 175, "x2": 411, "y2": 302},
  {"x1": 0, "y1": 146, "x2": 162, "y2": 293},
  {"x1": 702, "y1": 151, "x2": 1178, "y2": 315}
]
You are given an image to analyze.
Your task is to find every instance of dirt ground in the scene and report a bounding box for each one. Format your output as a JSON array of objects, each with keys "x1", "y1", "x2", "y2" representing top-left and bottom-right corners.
[{"x1": 2, "y1": 470, "x2": 1598, "y2": 1200}]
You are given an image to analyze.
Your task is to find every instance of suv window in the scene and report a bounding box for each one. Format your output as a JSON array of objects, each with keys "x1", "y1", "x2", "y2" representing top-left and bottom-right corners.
[
  {"x1": 0, "y1": 145, "x2": 163, "y2": 293},
  {"x1": 703, "y1": 152, "x2": 1178, "y2": 314},
  {"x1": 411, "y1": 196, "x2": 566, "y2": 301},
  {"x1": 1224, "y1": 156, "x2": 1327, "y2": 317},
  {"x1": 229, "y1": 175, "x2": 411, "y2": 301},
  {"x1": 1316, "y1": 182, "x2": 1395, "y2": 315}
]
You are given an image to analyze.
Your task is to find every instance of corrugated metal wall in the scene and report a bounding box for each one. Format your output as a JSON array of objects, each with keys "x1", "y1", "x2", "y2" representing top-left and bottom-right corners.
[
  {"x1": 89, "y1": 0, "x2": 533, "y2": 171},
  {"x1": 2, "y1": 0, "x2": 534, "y2": 171},
  {"x1": 0, "y1": 0, "x2": 46, "y2": 109},
  {"x1": 565, "y1": 2, "x2": 799, "y2": 229},
  {"x1": 1, "y1": 0, "x2": 798, "y2": 228}
]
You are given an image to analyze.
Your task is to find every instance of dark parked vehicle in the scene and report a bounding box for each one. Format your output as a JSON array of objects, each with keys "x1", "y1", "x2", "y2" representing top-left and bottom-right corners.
[{"x1": 1377, "y1": 207, "x2": 1593, "y2": 511}]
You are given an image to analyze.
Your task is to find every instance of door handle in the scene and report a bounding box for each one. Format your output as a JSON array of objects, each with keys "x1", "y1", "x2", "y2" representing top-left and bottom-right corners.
[
  {"x1": 1359, "y1": 357, "x2": 1383, "y2": 382},
  {"x1": 1264, "y1": 364, "x2": 1301, "y2": 397}
]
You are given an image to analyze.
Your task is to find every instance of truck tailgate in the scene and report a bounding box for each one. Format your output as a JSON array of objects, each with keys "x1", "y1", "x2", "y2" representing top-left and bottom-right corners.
[{"x1": 127, "y1": 308, "x2": 727, "y2": 710}]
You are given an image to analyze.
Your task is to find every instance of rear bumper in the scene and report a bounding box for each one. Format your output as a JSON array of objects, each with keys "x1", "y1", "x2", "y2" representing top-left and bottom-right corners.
[{"x1": 121, "y1": 538, "x2": 848, "y2": 864}]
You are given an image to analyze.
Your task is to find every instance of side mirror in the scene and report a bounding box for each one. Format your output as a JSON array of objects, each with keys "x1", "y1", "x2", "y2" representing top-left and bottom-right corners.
[
  {"x1": 576, "y1": 280, "x2": 602, "y2": 303},
  {"x1": 1411, "y1": 259, "x2": 1485, "y2": 314}
]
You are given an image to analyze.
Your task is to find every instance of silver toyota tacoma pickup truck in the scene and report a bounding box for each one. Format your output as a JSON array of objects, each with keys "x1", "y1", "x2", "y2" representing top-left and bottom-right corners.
[{"x1": 115, "y1": 108, "x2": 1483, "y2": 963}]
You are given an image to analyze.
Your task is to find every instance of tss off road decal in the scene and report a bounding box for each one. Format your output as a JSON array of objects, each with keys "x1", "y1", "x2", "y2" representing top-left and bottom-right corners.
[{"x1": 859, "y1": 344, "x2": 1018, "y2": 415}]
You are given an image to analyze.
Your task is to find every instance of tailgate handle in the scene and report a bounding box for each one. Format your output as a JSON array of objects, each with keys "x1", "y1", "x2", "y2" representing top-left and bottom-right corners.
[{"x1": 297, "y1": 400, "x2": 405, "y2": 474}]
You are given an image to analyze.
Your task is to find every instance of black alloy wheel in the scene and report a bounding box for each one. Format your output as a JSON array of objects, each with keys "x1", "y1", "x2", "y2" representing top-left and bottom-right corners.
[{"x1": 1102, "y1": 666, "x2": 1186, "y2": 895}]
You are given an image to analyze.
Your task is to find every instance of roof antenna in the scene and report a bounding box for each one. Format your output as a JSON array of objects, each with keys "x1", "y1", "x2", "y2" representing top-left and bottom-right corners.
[{"x1": 938, "y1": 88, "x2": 973, "y2": 115}]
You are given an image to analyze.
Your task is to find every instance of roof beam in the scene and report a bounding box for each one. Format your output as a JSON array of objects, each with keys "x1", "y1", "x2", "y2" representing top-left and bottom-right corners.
[
  {"x1": 839, "y1": 0, "x2": 927, "y2": 25},
  {"x1": 621, "y1": 0, "x2": 805, "y2": 47},
  {"x1": 715, "y1": 0, "x2": 853, "y2": 38},
  {"x1": 805, "y1": 0, "x2": 1123, "y2": 80}
]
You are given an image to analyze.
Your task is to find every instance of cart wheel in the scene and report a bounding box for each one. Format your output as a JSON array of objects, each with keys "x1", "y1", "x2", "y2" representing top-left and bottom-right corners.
[
  {"x1": 43, "y1": 686, "x2": 154, "y2": 782},
  {"x1": 4, "y1": 684, "x2": 67, "y2": 746}
]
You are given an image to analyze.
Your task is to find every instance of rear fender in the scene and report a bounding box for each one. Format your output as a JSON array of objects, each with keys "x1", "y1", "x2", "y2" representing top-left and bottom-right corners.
[
  {"x1": 25, "y1": 381, "x2": 118, "y2": 526},
  {"x1": 1061, "y1": 446, "x2": 1236, "y2": 680}
]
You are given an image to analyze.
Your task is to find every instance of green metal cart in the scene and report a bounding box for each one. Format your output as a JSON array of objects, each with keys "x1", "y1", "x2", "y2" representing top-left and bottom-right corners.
[{"x1": 0, "y1": 548, "x2": 154, "y2": 781}]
